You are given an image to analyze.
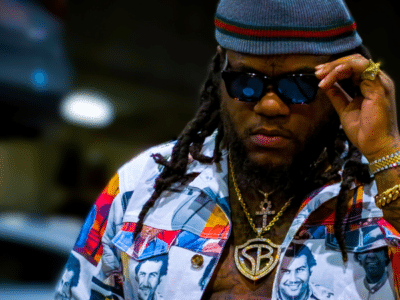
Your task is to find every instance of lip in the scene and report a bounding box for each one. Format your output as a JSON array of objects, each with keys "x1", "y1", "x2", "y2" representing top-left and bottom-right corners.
[
  {"x1": 252, "y1": 127, "x2": 291, "y2": 136},
  {"x1": 249, "y1": 128, "x2": 292, "y2": 148},
  {"x1": 285, "y1": 282, "x2": 301, "y2": 291}
]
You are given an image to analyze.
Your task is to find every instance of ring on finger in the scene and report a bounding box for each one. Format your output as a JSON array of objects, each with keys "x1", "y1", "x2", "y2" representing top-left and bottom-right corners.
[{"x1": 361, "y1": 59, "x2": 381, "y2": 81}]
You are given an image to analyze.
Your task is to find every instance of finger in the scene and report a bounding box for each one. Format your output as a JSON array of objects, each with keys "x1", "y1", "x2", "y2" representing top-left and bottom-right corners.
[
  {"x1": 315, "y1": 54, "x2": 370, "y2": 83},
  {"x1": 360, "y1": 77, "x2": 387, "y2": 102},
  {"x1": 379, "y1": 71, "x2": 395, "y2": 93},
  {"x1": 322, "y1": 82, "x2": 353, "y2": 115},
  {"x1": 361, "y1": 70, "x2": 395, "y2": 102},
  {"x1": 359, "y1": 69, "x2": 393, "y2": 106},
  {"x1": 317, "y1": 64, "x2": 354, "y2": 90}
]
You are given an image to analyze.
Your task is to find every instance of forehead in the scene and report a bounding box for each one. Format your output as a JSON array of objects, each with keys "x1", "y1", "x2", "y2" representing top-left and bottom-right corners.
[
  {"x1": 281, "y1": 255, "x2": 308, "y2": 270},
  {"x1": 359, "y1": 249, "x2": 387, "y2": 259},
  {"x1": 139, "y1": 260, "x2": 162, "y2": 272},
  {"x1": 226, "y1": 50, "x2": 331, "y2": 76},
  {"x1": 63, "y1": 270, "x2": 74, "y2": 280}
]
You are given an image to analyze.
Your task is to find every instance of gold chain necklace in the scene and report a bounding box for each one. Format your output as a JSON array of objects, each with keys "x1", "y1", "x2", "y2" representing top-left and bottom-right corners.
[{"x1": 229, "y1": 157, "x2": 293, "y2": 281}]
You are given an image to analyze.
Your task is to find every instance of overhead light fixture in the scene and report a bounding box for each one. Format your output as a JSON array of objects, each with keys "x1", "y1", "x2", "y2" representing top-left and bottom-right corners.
[{"x1": 60, "y1": 90, "x2": 115, "y2": 128}]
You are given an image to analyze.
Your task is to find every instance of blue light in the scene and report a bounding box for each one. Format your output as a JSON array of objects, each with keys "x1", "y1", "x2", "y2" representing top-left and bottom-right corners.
[
  {"x1": 31, "y1": 69, "x2": 49, "y2": 89},
  {"x1": 243, "y1": 87, "x2": 254, "y2": 97}
]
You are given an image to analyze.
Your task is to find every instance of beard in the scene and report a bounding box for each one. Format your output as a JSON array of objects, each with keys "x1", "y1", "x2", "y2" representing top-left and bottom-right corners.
[
  {"x1": 220, "y1": 106, "x2": 339, "y2": 198},
  {"x1": 138, "y1": 284, "x2": 155, "y2": 300}
]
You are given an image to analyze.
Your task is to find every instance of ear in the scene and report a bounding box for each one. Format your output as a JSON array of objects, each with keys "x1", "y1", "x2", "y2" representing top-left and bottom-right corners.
[
  {"x1": 216, "y1": 46, "x2": 227, "y2": 70},
  {"x1": 217, "y1": 46, "x2": 226, "y2": 61}
]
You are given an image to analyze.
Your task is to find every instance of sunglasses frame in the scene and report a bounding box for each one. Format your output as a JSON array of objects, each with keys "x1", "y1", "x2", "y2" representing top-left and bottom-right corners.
[{"x1": 220, "y1": 55, "x2": 320, "y2": 105}]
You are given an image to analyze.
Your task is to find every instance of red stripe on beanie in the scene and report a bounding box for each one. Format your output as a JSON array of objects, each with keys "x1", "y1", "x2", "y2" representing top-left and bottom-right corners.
[{"x1": 214, "y1": 19, "x2": 357, "y2": 39}]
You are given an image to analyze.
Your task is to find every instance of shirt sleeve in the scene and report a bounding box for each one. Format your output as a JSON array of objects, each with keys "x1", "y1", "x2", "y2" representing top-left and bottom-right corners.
[{"x1": 54, "y1": 173, "x2": 125, "y2": 300}]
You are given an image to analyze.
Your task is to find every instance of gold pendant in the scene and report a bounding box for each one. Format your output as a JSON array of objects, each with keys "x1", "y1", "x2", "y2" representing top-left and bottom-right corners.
[{"x1": 234, "y1": 237, "x2": 281, "y2": 281}]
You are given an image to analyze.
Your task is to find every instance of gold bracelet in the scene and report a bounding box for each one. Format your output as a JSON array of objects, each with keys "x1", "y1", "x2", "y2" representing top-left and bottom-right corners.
[
  {"x1": 369, "y1": 151, "x2": 400, "y2": 175},
  {"x1": 375, "y1": 184, "x2": 400, "y2": 209}
]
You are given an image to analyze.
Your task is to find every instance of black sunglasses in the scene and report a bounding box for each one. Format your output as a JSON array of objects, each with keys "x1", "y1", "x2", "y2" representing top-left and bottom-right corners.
[{"x1": 221, "y1": 68, "x2": 320, "y2": 105}]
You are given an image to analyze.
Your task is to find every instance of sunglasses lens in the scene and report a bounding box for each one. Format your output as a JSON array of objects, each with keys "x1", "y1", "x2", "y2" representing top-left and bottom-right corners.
[
  {"x1": 223, "y1": 72, "x2": 319, "y2": 104},
  {"x1": 277, "y1": 76, "x2": 319, "y2": 104},
  {"x1": 224, "y1": 73, "x2": 264, "y2": 102}
]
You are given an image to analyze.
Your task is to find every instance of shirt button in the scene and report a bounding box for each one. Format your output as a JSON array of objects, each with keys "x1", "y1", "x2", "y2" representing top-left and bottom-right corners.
[{"x1": 191, "y1": 254, "x2": 204, "y2": 269}]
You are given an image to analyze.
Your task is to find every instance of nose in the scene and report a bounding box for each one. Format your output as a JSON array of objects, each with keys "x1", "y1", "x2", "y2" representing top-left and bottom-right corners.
[
  {"x1": 142, "y1": 274, "x2": 150, "y2": 286},
  {"x1": 286, "y1": 270, "x2": 298, "y2": 283},
  {"x1": 253, "y1": 87, "x2": 290, "y2": 117},
  {"x1": 366, "y1": 251, "x2": 377, "y2": 259}
]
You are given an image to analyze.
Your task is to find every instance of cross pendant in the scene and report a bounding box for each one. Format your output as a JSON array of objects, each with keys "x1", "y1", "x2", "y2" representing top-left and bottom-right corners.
[{"x1": 255, "y1": 199, "x2": 275, "y2": 229}]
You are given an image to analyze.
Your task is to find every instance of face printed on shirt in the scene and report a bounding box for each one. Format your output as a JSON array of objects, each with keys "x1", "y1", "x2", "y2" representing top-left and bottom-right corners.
[
  {"x1": 279, "y1": 255, "x2": 311, "y2": 300},
  {"x1": 356, "y1": 248, "x2": 389, "y2": 284},
  {"x1": 136, "y1": 260, "x2": 163, "y2": 300},
  {"x1": 56, "y1": 254, "x2": 81, "y2": 300}
]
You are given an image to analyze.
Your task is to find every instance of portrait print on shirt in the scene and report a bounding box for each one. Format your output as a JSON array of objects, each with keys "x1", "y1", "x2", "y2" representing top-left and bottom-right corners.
[
  {"x1": 337, "y1": 247, "x2": 396, "y2": 300},
  {"x1": 277, "y1": 243, "x2": 334, "y2": 300},
  {"x1": 278, "y1": 223, "x2": 397, "y2": 300},
  {"x1": 325, "y1": 224, "x2": 397, "y2": 299},
  {"x1": 128, "y1": 254, "x2": 168, "y2": 300},
  {"x1": 55, "y1": 253, "x2": 81, "y2": 300},
  {"x1": 121, "y1": 243, "x2": 215, "y2": 300}
]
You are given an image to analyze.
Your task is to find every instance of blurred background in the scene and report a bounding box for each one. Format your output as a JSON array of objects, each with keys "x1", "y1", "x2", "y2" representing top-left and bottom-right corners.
[{"x1": 0, "y1": 0, "x2": 399, "y2": 297}]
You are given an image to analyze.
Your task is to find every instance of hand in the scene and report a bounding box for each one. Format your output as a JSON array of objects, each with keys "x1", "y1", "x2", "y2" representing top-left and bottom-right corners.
[{"x1": 315, "y1": 54, "x2": 400, "y2": 161}]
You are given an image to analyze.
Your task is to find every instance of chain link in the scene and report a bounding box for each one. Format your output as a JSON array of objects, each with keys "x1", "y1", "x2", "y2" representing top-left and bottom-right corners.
[{"x1": 229, "y1": 156, "x2": 293, "y2": 238}]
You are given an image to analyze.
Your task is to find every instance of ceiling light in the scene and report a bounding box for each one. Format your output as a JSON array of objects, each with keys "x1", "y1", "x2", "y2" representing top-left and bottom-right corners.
[{"x1": 60, "y1": 90, "x2": 115, "y2": 128}]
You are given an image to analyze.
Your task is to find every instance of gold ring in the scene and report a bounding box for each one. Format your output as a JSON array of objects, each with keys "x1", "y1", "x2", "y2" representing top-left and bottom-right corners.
[{"x1": 361, "y1": 59, "x2": 381, "y2": 81}]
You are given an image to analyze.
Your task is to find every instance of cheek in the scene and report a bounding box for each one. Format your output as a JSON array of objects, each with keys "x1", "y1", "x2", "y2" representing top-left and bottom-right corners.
[
  {"x1": 221, "y1": 89, "x2": 255, "y2": 134},
  {"x1": 290, "y1": 97, "x2": 336, "y2": 140},
  {"x1": 280, "y1": 274, "x2": 290, "y2": 284},
  {"x1": 298, "y1": 271, "x2": 310, "y2": 282},
  {"x1": 312, "y1": 91, "x2": 336, "y2": 120}
]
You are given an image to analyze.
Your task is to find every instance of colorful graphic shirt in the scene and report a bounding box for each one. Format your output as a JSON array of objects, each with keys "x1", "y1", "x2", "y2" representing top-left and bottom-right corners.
[{"x1": 55, "y1": 136, "x2": 400, "y2": 300}]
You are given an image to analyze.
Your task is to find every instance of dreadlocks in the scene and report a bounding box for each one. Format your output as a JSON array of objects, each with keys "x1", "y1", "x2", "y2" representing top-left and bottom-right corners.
[
  {"x1": 133, "y1": 51, "x2": 224, "y2": 239},
  {"x1": 133, "y1": 47, "x2": 373, "y2": 262}
]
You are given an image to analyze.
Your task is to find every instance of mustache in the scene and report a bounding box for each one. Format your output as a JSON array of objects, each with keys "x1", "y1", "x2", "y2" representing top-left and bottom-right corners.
[
  {"x1": 139, "y1": 283, "x2": 152, "y2": 289},
  {"x1": 285, "y1": 279, "x2": 305, "y2": 285},
  {"x1": 247, "y1": 123, "x2": 295, "y2": 139}
]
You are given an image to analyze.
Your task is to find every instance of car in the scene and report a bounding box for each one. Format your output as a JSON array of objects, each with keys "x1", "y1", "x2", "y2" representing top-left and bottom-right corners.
[{"x1": 0, "y1": 212, "x2": 83, "y2": 300}]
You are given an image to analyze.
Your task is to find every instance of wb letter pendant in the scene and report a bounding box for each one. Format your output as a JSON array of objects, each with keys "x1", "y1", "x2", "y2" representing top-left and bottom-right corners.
[{"x1": 234, "y1": 237, "x2": 281, "y2": 281}]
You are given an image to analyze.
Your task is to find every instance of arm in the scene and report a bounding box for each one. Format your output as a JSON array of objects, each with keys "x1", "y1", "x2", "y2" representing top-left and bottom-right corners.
[
  {"x1": 55, "y1": 173, "x2": 124, "y2": 300},
  {"x1": 373, "y1": 164, "x2": 400, "y2": 230},
  {"x1": 315, "y1": 54, "x2": 400, "y2": 232}
]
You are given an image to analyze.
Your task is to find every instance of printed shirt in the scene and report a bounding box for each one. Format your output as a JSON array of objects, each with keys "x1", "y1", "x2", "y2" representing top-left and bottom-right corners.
[{"x1": 55, "y1": 135, "x2": 400, "y2": 300}]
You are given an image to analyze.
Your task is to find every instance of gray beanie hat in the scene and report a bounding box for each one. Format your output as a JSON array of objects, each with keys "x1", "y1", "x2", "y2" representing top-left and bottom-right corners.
[{"x1": 215, "y1": 0, "x2": 362, "y2": 55}]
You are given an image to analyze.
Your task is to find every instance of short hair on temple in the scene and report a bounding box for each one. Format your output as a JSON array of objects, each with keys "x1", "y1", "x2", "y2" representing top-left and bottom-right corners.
[{"x1": 284, "y1": 243, "x2": 317, "y2": 270}]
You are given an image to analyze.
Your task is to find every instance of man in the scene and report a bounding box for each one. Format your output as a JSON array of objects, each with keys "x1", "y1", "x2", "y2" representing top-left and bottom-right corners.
[
  {"x1": 278, "y1": 244, "x2": 333, "y2": 300},
  {"x1": 338, "y1": 247, "x2": 396, "y2": 300},
  {"x1": 56, "y1": 0, "x2": 400, "y2": 299},
  {"x1": 55, "y1": 254, "x2": 80, "y2": 300},
  {"x1": 134, "y1": 255, "x2": 168, "y2": 300}
]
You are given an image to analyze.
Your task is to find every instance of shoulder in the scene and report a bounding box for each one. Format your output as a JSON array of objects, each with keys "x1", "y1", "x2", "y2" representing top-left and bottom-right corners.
[
  {"x1": 116, "y1": 132, "x2": 220, "y2": 194},
  {"x1": 117, "y1": 140, "x2": 177, "y2": 193}
]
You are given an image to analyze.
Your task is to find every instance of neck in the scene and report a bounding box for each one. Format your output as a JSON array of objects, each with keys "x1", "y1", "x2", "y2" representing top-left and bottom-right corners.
[
  {"x1": 228, "y1": 144, "x2": 331, "y2": 206},
  {"x1": 228, "y1": 164, "x2": 299, "y2": 246}
]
